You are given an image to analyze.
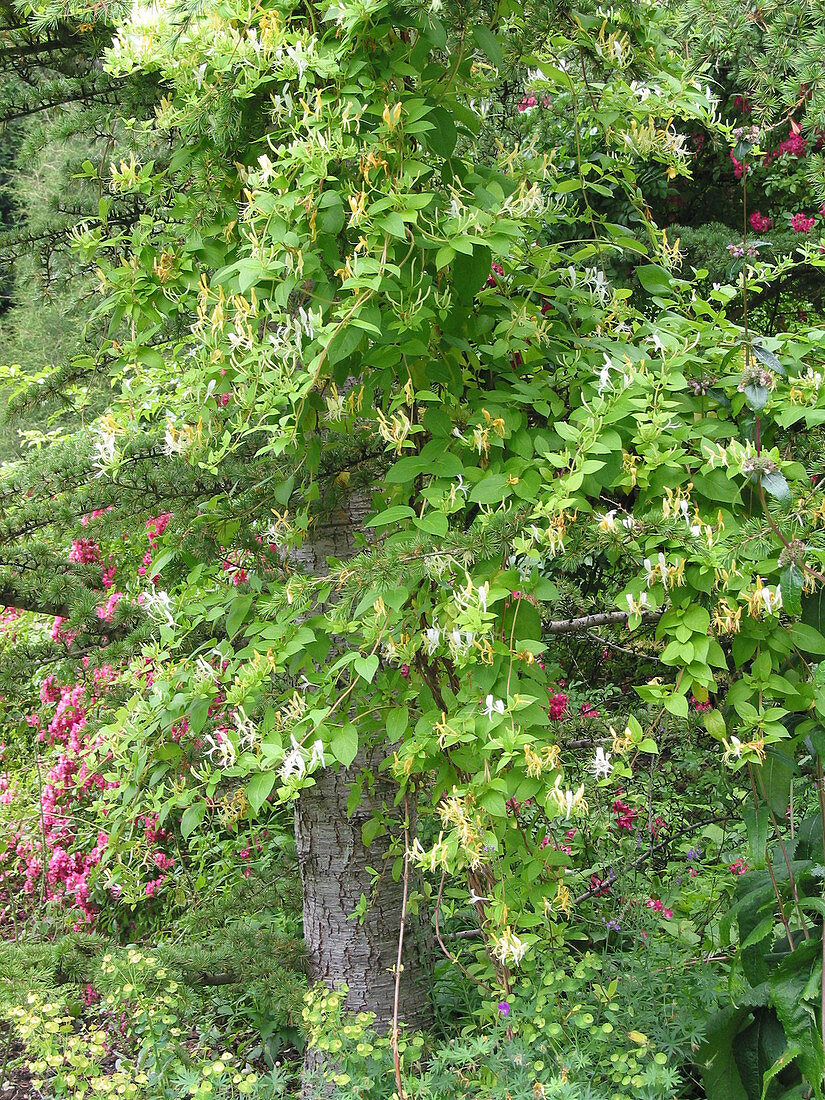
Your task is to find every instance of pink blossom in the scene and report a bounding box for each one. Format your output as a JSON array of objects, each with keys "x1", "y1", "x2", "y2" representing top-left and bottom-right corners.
[
  {"x1": 749, "y1": 211, "x2": 773, "y2": 233},
  {"x1": 96, "y1": 592, "x2": 123, "y2": 623},
  {"x1": 791, "y1": 212, "x2": 816, "y2": 234},
  {"x1": 68, "y1": 539, "x2": 101, "y2": 564}
]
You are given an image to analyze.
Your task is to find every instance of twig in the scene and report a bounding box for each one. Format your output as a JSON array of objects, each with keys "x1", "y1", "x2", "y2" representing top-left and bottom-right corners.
[
  {"x1": 544, "y1": 610, "x2": 661, "y2": 634},
  {"x1": 390, "y1": 796, "x2": 410, "y2": 1100},
  {"x1": 433, "y1": 871, "x2": 492, "y2": 994}
]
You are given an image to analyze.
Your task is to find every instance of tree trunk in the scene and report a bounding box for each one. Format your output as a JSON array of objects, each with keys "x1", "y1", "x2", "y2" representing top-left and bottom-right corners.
[
  {"x1": 295, "y1": 749, "x2": 431, "y2": 1026},
  {"x1": 291, "y1": 491, "x2": 432, "y2": 1087}
]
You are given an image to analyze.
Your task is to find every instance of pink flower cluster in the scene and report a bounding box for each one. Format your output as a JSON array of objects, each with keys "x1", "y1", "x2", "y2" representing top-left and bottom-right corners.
[
  {"x1": 221, "y1": 558, "x2": 248, "y2": 585},
  {"x1": 517, "y1": 91, "x2": 552, "y2": 113},
  {"x1": 729, "y1": 857, "x2": 749, "y2": 875},
  {"x1": 96, "y1": 591, "x2": 123, "y2": 623},
  {"x1": 50, "y1": 616, "x2": 76, "y2": 645},
  {"x1": 0, "y1": 670, "x2": 179, "y2": 929},
  {"x1": 791, "y1": 212, "x2": 816, "y2": 234},
  {"x1": 645, "y1": 898, "x2": 673, "y2": 919},
  {"x1": 689, "y1": 694, "x2": 712, "y2": 712},
  {"x1": 146, "y1": 514, "x2": 172, "y2": 546},
  {"x1": 749, "y1": 211, "x2": 773, "y2": 232},
  {"x1": 730, "y1": 150, "x2": 748, "y2": 179},
  {"x1": 547, "y1": 692, "x2": 568, "y2": 720},
  {"x1": 69, "y1": 539, "x2": 101, "y2": 564},
  {"x1": 485, "y1": 262, "x2": 505, "y2": 288},
  {"x1": 140, "y1": 513, "x2": 172, "y2": 580},
  {"x1": 612, "y1": 796, "x2": 638, "y2": 831},
  {"x1": 0, "y1": 607, "x2": 20, "y2": 640},
  {"x1": 80, "y1": 507, "x2": 114, "y2": 527},
  {"x1": 776, "y1": 131, "x2": 807, "y2": 158}
]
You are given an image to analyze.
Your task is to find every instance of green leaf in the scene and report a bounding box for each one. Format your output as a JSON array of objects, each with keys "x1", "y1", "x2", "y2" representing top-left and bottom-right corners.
[
  {"x1": 699, "y1": 1008, "x2": 750, "y2": 1100},
  {"x1": 704, "y1": 709, "x2": 727, "y2": 740},
  {"x1": 413, "y1": 511, "x2": 448, "y2": 536},
  {"x1": 761, "y1": 471, "x2": 791, "y2": 503},
  {"x1": 471, "y1": 24, "x2": 504, "y2": 66},
  {"x1": 326, "y1": 324, "x2": 363, "y2": 365},
  {"x1": 755, "y1": 749, "x2": 794, "y2": 816},
  {"x1": 376, "y1": 212, "x2": 406, "y2": 238},
  {"x1": 361, "y1": 816, "x2": 384, "y2": 847},
  {"x1": 364, "y1": 505, "x2": 415, "y2": 528},
  {"x1": 743, "y1": 384, "x2": 769, "y2": 413},
  {"x1": 740, "y1": 916, "x2": 776, "y2": 949},
  {"x1": 752, "y1": 344, "x2": 786, "y2": 377},
  {"x1": 426, "y1": 106, "x2": 457, "y2": 158},
  {"x1": 331, "y1": 724, "x2": 358, "y2": 767},
  {"x1": 181, "y1": 800, "x2": 206, "y2": 839},
  {"x1": 780, "y1": 564, "x2": 804, "y2": 617},
  {"x1": 789, "y1": 622, "x2": 825, "y2": 655},
  {"x1": 452, "y1": 245, "x2": 492, "y2": 302},
  {"x1": 387, "y1": 707, "x2": 409, "y2": 740},
  {"x1": 354, "y1": 655, "x2": 379, "y2": 682},
  {"x1": 769, "y1": 943, "x2": 825, "y2": 1098},
  {"x1": 246, "y1": 771, "x2": 276, "y2": 815},
  {"x1": 744, "y1": 803, "x2": 770, "y2": 867},
  {"x1": 636, "y1": 264, "x2": 674, "y2": 296},
  {"x1": 189, "y1": 697, "x2": 210, "y2": 736},
  {"x1": 479, "y1": 789, "x2": 508, "y2": 817},
  {"x1": 226, "y1": 594, "x2": 254, "y2": 639},
  {"x1": 469, "y1": 474, "x2": 508, "y2": 504}
]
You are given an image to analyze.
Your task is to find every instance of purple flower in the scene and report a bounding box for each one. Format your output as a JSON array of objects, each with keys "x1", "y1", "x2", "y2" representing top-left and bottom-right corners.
[
  {"x1": 686, "y1": 847, "x2": 702, "y2": 861},
  {"x1": 497, "y1": 1001, "x2": 510, "y2": 1016},
  {"x1": 603, "y1": 918, "x2": 621, "y2": 932}
]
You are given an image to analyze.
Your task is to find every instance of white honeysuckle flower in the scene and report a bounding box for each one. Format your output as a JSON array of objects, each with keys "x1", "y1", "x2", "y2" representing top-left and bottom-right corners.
[
  {"x1": 94, "y1": 430, "x2": 117, "y2": 468},
  {"x1": 491, "y1": 927, "x2": 529, "y2": 966},
  {"x1": 761, "y1": 584, "x2": 782, "y2": 615},
  {"x1": 482, "y1": 694, "x2": 506, "y2": 720},
  {"x1": 143, "y1": 589, "x2": 175, "y2": 627},
  {"x1": 597, "y1": 355, "x2": 613, "y2": 394},
  {"x1": 424, "y1": 625, "x2": 441, "y2": 654},
  {"x1": 203, "y1": 734, "x2": 236, "y2": 769},
  {"x1": 549, "y1": 778, "x2": 587, "y2": 820},
  {"x1": 232, "y1": 708, "x2": 258, "y2": 752},
  {"x1": 280, "y1": 735, "x2": 307, "y2": 780},
  {"x1": 598, "y1": 510, "x2": 618, "y2": 533},
  {"x1": 478, "y1": 582, "x2": 489, "y2": 614},
  {"x1": 625, "y1": 591, "x2": 650, "y2": 616},
  {"x1": 308, "y1": 740, "x2": 326, "y2": 771},
  {"x1": 590, "y1": 747, "x2": 613, "y2": 779},
  {"x1": 449, "y1": 628, "x2": 474, "y2": 655},
  {"x1": 449, "y1": 474, "x2": 468, "y2": 505}
]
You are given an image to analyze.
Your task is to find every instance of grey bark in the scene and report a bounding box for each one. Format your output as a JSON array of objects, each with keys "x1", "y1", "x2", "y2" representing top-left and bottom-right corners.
[
  {"x1": 295, "y1": 748, "x2": 431, "y2": 1025},
  {"x1": 291, "y1": 489, "x2": 432, "y2": 1089}
]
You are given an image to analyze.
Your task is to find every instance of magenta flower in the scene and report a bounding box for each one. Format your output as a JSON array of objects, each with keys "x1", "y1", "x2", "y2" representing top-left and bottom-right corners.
[
  {"x1": 497, "y1": 1001, "x2": 511, "y2": 1016},
  {"x1": 791, "y1": 213, "x2": 815, "y2": 234},
  {"x1": 749, "y1": 211, "x2": 773, "y2": 233}
]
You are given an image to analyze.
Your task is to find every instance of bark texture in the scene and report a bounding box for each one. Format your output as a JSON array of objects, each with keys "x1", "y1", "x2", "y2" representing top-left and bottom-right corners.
[
  {"x1": 294, "y1": 749, "x2": 431, "y2": 1028},
  {"x1": 291, "y1": 487, "x2": 431, "y2": 1092}
]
